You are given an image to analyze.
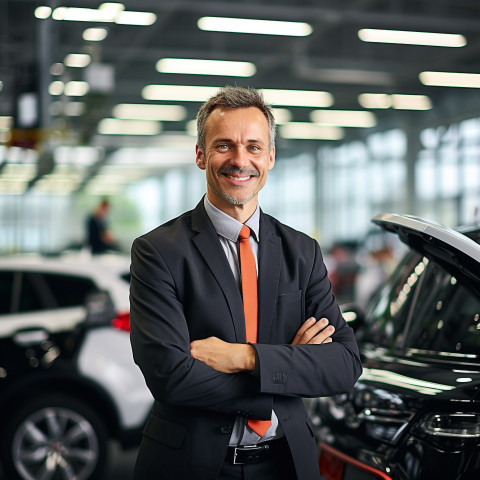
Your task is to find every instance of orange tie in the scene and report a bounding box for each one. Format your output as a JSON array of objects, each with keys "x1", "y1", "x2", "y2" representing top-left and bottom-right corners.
[{"x1": 238, "y1": 225, "x2": 272, "y2": 437}]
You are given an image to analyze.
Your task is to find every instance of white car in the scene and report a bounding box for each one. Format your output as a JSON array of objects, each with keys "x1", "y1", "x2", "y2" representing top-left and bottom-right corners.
[{"x1": 0, "y1": 252, "x2": 153, "y2": 480}]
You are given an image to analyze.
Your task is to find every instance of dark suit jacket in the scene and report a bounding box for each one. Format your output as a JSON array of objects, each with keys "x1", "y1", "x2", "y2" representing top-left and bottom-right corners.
[{"x1": 129, "y1": 198, "x2": 362, "y2": 480}]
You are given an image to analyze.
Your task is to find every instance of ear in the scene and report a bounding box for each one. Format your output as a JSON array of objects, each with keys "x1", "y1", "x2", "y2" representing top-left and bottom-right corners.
[
  {"x1": 195, "y1": 145, "x2": 206, "y2": 170},
  {"x1": 267, "y1": 146, "x2": 276, "y2": 171}
]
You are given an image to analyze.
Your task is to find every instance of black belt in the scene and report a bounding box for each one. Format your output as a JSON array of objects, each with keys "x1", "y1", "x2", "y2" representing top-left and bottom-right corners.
[{"x1": 225, "y1": 438, "x2": 285, "y2": 465}]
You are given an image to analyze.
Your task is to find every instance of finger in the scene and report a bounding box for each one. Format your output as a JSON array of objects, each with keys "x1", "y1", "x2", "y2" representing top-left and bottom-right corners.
[
  {"x1": 296, "y1": 318, "x2": 329, "y2": 345},
  {"x1": 292, "y1": 317, "x2": 316, "y2": 345},
  {"x1": 307, "y1": 325, "x2": 335, "y2": 345}
]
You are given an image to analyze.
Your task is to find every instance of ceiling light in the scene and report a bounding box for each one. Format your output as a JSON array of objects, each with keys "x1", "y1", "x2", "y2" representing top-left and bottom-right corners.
[
  {"x1": 53, "y1": 7, "x2": 112, "y2": 22},
  {"x1": 358, "y1": 28, "x2": 467, "y2": 47},
  {"x1": 142, "y1": 85, "x2": 221, "y2": 102},
  {"x1": 156, "y1": 58, "x2": 256, "y2": 77},
  {"x1": 34, "y1": 6, "x2": 52, "y2": 19},
  {"x1": 198, "y1": 16, "x2": 313, "y2": 37},
  {"x1": 279, "y1": 122, "x2": 343, "y2": 140},
  {"x1": 419, "y1": 71, "x2": 480, "y2": 88},
  {"x1": 263, "y1": 88, "x2": 334, "y2": 107},
  {"x1": 358, "y1": 93, "x2": 432, "y2": 110},
  {"x1": 49, "y1": 81, "x2": 64, "y2": 95},
  {"x1": 64, "y1": 81, "x2": 90, "y2": 96},
  {"x1": 358, "y1": 93, "x2": 392, "y2": 109},
  {"x1": 98, "y1": 2, "x2": 125, "y2": 16},
  {"x1": 64, "y1": 53, "x2": 91, "y2": 68},
  {"x1": 83, "y1": 28, "x2": 108, "y2": 41},
  {"x1": 310, "y1": 110, "x2": 376, "y2": 127},
  {"x1": 98, "y1": 118, "x2": 161, "y2": 135},
  {"x1": 0, "y1": 116, "x2": 13, "y2": 130},
  {"x1": 391, "y1": 94, "x2": 432, "y2": 110},
  {"x1": 115, "y1": 11, "x2": 157, "y2": 26},
  {"x1": 271, "y1": 108, "x2": 292, "y2": 124},
  {"x1": 113, "y1": 104, "x2": 187, "y2": 121},
  {"x1": 52, "y1": 5, "x2": 156, "y2": 26},
  {"x1": 142, "y1": 85, "x2": 333, "y2": 108}
]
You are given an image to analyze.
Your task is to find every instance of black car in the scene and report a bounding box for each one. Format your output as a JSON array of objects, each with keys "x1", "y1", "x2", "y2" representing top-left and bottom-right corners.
[{"x1": 310, "y1": 213, "x2": 480, "y2": 480}]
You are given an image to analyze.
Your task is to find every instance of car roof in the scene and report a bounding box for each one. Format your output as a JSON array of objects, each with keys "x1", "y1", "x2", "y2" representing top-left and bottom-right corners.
[
  {"x1": 0, "y1": 252, "x2": 130, "y2": 276},
  {"x1": 372, "y1": 213, "x2": 480, "y2": 287}
]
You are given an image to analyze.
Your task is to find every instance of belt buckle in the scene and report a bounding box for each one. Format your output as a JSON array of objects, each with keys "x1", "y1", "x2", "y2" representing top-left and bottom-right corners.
[{"x1": 233, "y1": 445, "x2": 258, "y2": 465}]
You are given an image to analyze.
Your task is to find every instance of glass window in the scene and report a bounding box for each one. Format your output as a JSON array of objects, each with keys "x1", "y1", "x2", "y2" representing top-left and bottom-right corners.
[
  {"x1": 361, "y1": 250, "x2": 425, "y2": 350},
  {"x1": 404, "y1": 261, "x2": 480, "y2": 355},
  {"x1": 41, "y1": 273, "x2": 97, "y2": 307},
  {"x1": 0, "y1": 271, "x2": 14, "y2": 314},
  {"x1": 18, "y1": 273, "x2": 45, "y2": 312}
]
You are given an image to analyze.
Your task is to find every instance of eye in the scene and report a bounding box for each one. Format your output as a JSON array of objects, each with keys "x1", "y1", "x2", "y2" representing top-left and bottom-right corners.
[
  {"x1": 217, "y1": 144, "x2": 229, "y2": 150},
  {"x1": 249, "y1": 145, "x2": 260, "y2": 152}
]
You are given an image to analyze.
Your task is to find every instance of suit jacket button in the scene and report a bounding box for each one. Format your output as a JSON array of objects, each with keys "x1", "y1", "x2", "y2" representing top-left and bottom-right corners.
[{"x1": 220, "y1": 425, "x2": 232, "y2": 434}]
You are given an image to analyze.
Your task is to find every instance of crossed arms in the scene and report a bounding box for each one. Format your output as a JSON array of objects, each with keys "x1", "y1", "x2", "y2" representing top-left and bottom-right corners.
[{"x1": 190, "y1": 316, "x2": 335, "y2": 374}]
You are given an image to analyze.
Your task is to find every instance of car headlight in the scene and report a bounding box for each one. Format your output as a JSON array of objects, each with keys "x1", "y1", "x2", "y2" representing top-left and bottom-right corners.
[{"x1": 421, "y1": 412, "x2": 480, "y2": 438}]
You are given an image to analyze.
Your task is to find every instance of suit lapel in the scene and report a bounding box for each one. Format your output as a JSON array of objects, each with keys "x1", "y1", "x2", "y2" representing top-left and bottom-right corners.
[
  {"x1": 191, "y1": 201, "x2": 247, "y2": 342},
  {"x1": 257, "y1": 213, "x2": 281, "y2": 343}
]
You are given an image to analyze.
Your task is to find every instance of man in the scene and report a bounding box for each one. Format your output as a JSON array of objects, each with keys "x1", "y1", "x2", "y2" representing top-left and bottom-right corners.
[
  {"x1": 129, "y1": 86, "x2": 362, "y2": 480},
  {"x1": 86, "y1": 199, "x2": 116, "y2": 254}
]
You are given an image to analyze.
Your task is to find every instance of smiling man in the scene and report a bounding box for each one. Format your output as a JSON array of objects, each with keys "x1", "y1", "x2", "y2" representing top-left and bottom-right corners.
[{"x1": 129, "y1": 86, "x2": 362, "y2": 480}]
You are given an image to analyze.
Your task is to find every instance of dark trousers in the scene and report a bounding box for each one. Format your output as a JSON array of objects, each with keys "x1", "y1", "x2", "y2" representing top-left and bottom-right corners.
[{"x1": 218, "y1": 437, "x2": 298, "y2": 480}]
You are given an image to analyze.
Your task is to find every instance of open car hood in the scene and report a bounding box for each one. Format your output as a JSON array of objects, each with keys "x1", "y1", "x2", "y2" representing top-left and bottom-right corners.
[{"x1": 372, "y1": 213, "x2": 480, "y2": 289}]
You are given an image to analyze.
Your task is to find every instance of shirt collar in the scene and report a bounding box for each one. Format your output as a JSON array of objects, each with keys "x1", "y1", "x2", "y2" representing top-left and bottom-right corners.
[{"x1": 204, "y1": 195, "x2": 260, "y2": 242}]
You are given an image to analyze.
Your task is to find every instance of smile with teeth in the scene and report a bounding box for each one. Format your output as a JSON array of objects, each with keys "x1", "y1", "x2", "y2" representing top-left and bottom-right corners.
[{"x1": 225, "y1": 174, "x2": 251, "y2": 181}]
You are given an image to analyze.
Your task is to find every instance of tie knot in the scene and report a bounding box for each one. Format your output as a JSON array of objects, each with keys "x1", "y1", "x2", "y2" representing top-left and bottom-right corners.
[{"x1": 239, "y1": 225, "x2": 250, "y2": 241}]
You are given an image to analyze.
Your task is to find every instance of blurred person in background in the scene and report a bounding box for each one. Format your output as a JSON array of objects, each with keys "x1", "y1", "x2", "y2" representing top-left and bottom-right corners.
[
  {"x1": 129, "y1": 86, "x2": 362, "y2": 480},
  {"x1": 86, "y1": 199, "x2": 117, "y2": 254}
]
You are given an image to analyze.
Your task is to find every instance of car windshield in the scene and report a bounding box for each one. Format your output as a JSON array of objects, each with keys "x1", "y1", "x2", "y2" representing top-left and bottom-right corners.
[{"x1": 362, "y1": 249, "x2": 480, "y2": 355}]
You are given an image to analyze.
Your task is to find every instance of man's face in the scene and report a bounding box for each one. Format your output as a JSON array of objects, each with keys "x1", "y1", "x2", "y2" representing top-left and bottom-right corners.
[{"x1": 195, "y1": 106, "x2": 275, "y2": 217}]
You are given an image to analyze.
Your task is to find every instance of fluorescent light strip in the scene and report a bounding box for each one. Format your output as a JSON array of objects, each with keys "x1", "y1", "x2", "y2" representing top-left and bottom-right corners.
[
  {"x1": 142, "y1": 85, "x2": 333, "y2": 108},
  {"x1": 142, "y1": 85, "x2": 221, "y2": 102},
  {"x1": 279, "y1": 123, "x2": 343, "y2": 140},
  {"x1": 358, "y1": 28, "x2": 466, "y2": 47},
  {"x1": 52, "y1": 6, "x2": 156, "y2": 26},
  {"x1": 113, "y1": 104, "x2": 187, "y2": 121},
  {"x1": 34, "y1": 6, "x2": 52, "y2": 19},
  {"x1": 391, "y1": 94, "x2": 432, "y2": 110},
  {"x1": 358, "y1": 93, "x2": 432, "y2": 110},
  {"x1": 198, "y1": 16, "x2": 312, "y2": 37},
  {"x1": 98, "y1": 118, "x2": 161, "y2": 135},
  {"x1": 156, "y1": 58, "x2": 256, "y2": 77},
  {"x1": 64, "y1": 81, "x2": 90, "y2": 96},
  {"x1": 310, "y1": 110, "x2": 376, "y2": 128},
  {"x1": 358, "y1": 93, "x2": 391, "y2": 109},
  {"x1": 83, "y1": 28, "x2": 109, "y2": 42},
  {"x1": 271, "y1": 108, "x2": 292, "y2": 124},
  {"x1": 64, "y1": 53, "x2": 91, "y2": 68},
  {"x1": 0, "y1": 116, "x2": 13, "y2": 129},
  {"x1": 263, "y1": 88, "x2": 333, "y2": 108},
  {"x1": 419, "y1": 71, "x2": 480, "y2": 88}
]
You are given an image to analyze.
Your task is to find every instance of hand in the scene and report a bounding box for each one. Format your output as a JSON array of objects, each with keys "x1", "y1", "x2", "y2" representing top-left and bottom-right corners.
[
  {"x1": 190, "y1": 337, "x2": 255, "y2": 373},
  {"x1": 291, "y1": 317, "x2": 334, "y2": 345}
]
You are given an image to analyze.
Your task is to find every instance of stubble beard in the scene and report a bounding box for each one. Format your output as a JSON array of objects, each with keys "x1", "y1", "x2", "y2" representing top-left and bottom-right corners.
[{"x1": 209, "y1": 181, "x2": 256, "y2": 206}]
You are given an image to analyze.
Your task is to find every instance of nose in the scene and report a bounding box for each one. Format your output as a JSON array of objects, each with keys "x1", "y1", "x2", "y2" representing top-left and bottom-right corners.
[{"x1": 229, "y1": 147, "x2": 249, "y2": 168}]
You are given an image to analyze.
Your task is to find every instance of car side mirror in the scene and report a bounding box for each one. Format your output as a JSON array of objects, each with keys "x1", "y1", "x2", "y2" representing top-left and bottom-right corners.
[{"x1": 84, "y1": 291, "x2": 116, "y2": 327}]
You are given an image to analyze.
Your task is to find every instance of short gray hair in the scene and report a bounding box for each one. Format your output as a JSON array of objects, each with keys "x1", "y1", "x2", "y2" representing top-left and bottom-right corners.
[{"x1": 196, "y1": 86, "x2": 276, "y2": 153}]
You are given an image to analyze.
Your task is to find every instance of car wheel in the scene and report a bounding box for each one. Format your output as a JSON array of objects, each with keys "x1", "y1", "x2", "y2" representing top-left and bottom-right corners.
[{"x1": 0, "y1": 393, "x2": 108, "y2": 480}]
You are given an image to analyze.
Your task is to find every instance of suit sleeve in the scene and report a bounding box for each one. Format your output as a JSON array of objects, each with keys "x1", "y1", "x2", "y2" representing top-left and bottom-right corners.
[
  {"x1": 129, "y1": 235, "x2": 272, "y2": 419},
  {"x1": 253, "y1": 240, "x2": 362, "y2": 398}
]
